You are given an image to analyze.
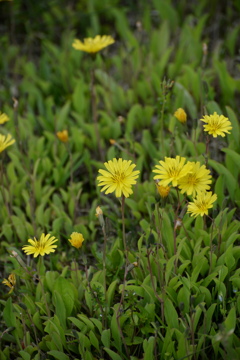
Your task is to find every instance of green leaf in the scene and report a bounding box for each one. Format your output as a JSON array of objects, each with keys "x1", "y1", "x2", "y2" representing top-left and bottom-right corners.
[
  {"x1": 53, "y1": 277, "x2": 75, "y2": 317},
  {"x1": 18, "y1": 351, "x2": 31, "y2": 360},
  {"x1": 57, "y1": 101, "x2": 71, "y2": 129},
  {"x1": 53, "y1": 290, "x2": 66, "y2": 329},
  {"x1": 68, "y1": 317, "x2": 85, "y2": 332},
  {"x1": 177, "y1": 285, "x2": 190, "y2": 315},
  {"x1": 77, "y1": 315, "x2": 95, "y2": 331},
  {"x1": 89, "y1": 330, "x2": 99, "y2": 351},
  {"x1": 104, "y1": 348, "x2": 122, "y2": 360},
  {"x1": 107, "y1": 280, "x2": 119, "y2": 307},
  {"x1": 143, "y1": 336, "x2": 155, "y2": 360},
  {"x1": 222, "y1": 148, "x2": 240, "y2": 170},
  {"x1": 224, "y1": 307, "x2": 236, "y2": 333},
  {"x1": 101, "y1": 329, "x2": 110, "y2": 348},
  {"x1": 226, "y1": 106, "x2": 240, "y2": 147},
  {"x1": 164, "y1": 298, "x2": 179, "y2": 329},
  {"x1": 110, "y1": 309, "x2": 122, "y2": 352},
  {"x1": 165, "y1": 256, "x2": 177, "y2": 284},
  {"x1": 208, "y1": 159, "x2": 237, "y2": 200},
  {"x1": 3, "y1": 298, "x2": 16, "y2": 328},
  {"x1": 152, "y1": 0, "x2": 179, "y2": 29},
  {"x1": 47, "y1": 351, "x2": 70, "y2": 360},
  {"x1": 32, "y1": 311, "x2": 43, "y2": 332},
  {"x1": 214, "y1": 175, "x2": 225, "y2": 207}
]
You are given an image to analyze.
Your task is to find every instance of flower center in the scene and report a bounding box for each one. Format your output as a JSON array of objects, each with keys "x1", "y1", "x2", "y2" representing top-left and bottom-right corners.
[
  {"x1": 112, "y1": 171, "x2": 125, "y2": 183},
  {"x1": 198, "y1": 201, "x2": 207, "y2": 210},
  {"x1": 187, "y1": 174, "x2": 197, "y2": 185},
  {"x1": 211, "y1": 120, "x2": 221, "y2": 130}
]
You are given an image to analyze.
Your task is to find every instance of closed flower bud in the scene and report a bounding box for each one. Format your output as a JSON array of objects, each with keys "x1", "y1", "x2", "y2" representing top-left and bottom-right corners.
[
  {"x1": 174, "y1": 108, "x2": 187, "y2": 124},
  {"x1": 57, "y1": 130, "x2": 69, "y2": 143},
  {"x1": 96, "y1": 206, "x2": 105, "y2": 228},
  {"x1": 109, "y1": 139, "x2": 116, "y2": 145},
  {"x1": 68, "y1": 232, "x2": 84, "y2": 249}
]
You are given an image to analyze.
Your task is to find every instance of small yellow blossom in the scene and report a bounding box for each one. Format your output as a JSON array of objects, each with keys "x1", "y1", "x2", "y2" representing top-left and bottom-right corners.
[
  {"x1": 0, "y1": 112, "x2": 10, "y2": 124},
  {"x1": 2, "y1": 273, "x2": 16, "y2": 293},
  {"x1": 22, "y1": 233, "x2": 58, "y2": 257},
  {"x1": 97, "y1": 158, "x2": 140, "y2": 198},
  {"x1": 57, "y1": 130, "x2": 69, "y2": 143},
  {"x1": 153, "y1": 156, "x2": 192, "y2": 187},
  {"x1": 68, "y1": 232, "x2": 84, "y2": 249},
  {"x1": 72, "y1": 35, "x2": 115, "y2": 54},
  {"x1": 200, "y1": 112, "x2": 232, "y2": 137},
  {"x1": 187, "y1": 192, "x2": 217, "y2": 218},
  {"x1": 0, "y1": 134, "x2": 15, "y2": 153},
  {"x1": 109, "y1": 139, "x2": 116, "y2": 145},
  {"x1": 178, "y1": 161, "x2": 212, "y2": 197},
  {"x1": 174, "y1": 108, "x2": 187, "y2": 124}
]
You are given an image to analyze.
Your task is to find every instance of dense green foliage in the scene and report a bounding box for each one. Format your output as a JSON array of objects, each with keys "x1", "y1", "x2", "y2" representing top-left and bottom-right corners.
[{"x1": 0, "y1": 1, "x2": 240, "y2": 359}]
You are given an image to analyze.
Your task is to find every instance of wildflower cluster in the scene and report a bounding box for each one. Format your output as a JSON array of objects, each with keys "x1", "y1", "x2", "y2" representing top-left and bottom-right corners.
[
  {"x1": 153, "y1": 156, "x2": 216, "y2": 217},
  {"x1": 21, "y1": 232, "x2": 85, "y2": 258}
]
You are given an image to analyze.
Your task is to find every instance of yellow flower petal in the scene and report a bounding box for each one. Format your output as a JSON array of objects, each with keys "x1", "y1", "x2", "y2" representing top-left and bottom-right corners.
[
  {"x1": 200, "y1": 112, "x2": 232, "y2": 137},
  {"x1": 187, "y1": 192, "x2": 217, "y2": 218},
  {"x1": 68, "y1": 232, "x2": 84, "y2": 249},
  {"x1": 22, "y1": 233, "x2": 58, "y2": 257},
  {"x1": 72, "y1": 35, "x2": 114, "y2": 54},
  {"x1": 97, "y1": 158, "x2": 140, "y2": 198}
]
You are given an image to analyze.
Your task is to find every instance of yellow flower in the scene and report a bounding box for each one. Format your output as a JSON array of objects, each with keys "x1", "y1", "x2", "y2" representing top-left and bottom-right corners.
[
  {"x1": 72, "y1": 35, "x2": 115, "y2": 54},
  {"x1": 155, "y1": 181, "x2": 171, "y2": 198},
  {"x1": 97, "y1": 158, "x2": 140, "y2": 198},
  {"x1": 2, "y1": 274, "x2": 16, "y2": 294},
  {"x1": 22, "y1": 233, "x2": 58, "y2": 257},
  {"x1": 57, "y1": 130, "x2": 69, "y2": 143},
  {"x1": 187, "y1": 191, "x2": 217, "y2": 218},
  {"x1": 153, "y1": 156, "x2": 192, "y2": 187},
  {"x1": 178, "y1": 161, "x2": 212, "y2": 197},
  {"x1": 0, "y1": 112, "x2": 10, "y2": 124},
  {"x1": 68, "y1": 232, "x2": 84, "y2": 249},
  {"x1": 200, "y1": 112, "x2": 232, "y2": 137},
  {"x1": 0, "y1": 134, "x2": 15, "y2": 153},
  {"x1": 174, "y1": 108, "x2": 187, "y2": 124}
]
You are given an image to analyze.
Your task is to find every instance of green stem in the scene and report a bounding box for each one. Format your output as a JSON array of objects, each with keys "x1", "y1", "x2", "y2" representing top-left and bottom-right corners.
[
  {"x1": 102, "y1": 224, "x2": 108, "y2": 305},
  {"x1": 38, "y1": 257, "x2": 51, "y2": 318},
  {"x1": 159, "y1": 83, "x2": 167, "y2": 157},
  {"x1": 90, "y1": 64, "x2": 103, "y2": 161},
  {"x1": 121, "y1": 195, "x2": 127, "y2": 255},
  {"x1": 67, "y1": 143, "x2": 73, "y2": 188},
  {"x1": 205, "y1": 135, "x2": 210, "y2": 167}
]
